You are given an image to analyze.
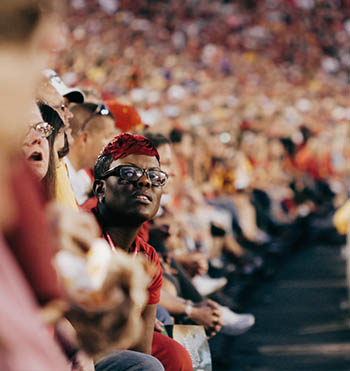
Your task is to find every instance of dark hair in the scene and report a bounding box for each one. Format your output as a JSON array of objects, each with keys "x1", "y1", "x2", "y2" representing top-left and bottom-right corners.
[
  {"x1": 280, "y1": 137, "x2": 296, "y2": 157},
  {"x1": 169, "y1": 128, "x2": 184, "y2": 143},
  {"x1": 142, "y1": 132, "x2": 170, "y2": 149},
  {"x1": 58, "y1": 132, "x2": 69, "y2": 159},
  {"x1": 38, "y1": 102, "x2": 64, "y2": 199},
  {"x1": 39, "y1": 102, "x2": 64, "y2": 134},
  {"x1": 94, "y1": 153, "x2": 113, "y2": 180}
]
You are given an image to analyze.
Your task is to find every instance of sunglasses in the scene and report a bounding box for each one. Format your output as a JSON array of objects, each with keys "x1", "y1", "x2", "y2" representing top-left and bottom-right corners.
[
  {"x1": 28, "y1": 121, "x2": 54, "y2": 138},
  {"x1": 100, "y1": 165, "x2": 168, "y2": 187},
  {"x1": 78, "y1": 103, "x2": 110, "y2": 134}
]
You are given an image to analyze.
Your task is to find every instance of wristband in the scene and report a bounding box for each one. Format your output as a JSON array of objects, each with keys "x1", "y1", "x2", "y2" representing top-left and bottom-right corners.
[{"x1": 184, "y1": 300, "x2": 193, "y2": 317}]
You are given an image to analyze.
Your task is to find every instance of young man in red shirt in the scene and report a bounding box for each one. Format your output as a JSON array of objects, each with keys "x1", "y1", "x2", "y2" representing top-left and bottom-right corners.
[{"x1": 92, "y1": 133, "x2": 192, "y2": 371}]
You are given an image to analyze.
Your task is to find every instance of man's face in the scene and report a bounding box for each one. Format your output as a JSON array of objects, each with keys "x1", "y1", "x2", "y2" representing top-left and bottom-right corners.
[
  {"x1": 100, "y1": 154, "x2": 163, "y2": 224},
  {"x1": 85, "y1": 116, "x2": 117, "y2": 169},
  {"x1": 22, "y1": 103, "x2": 50, "y2": 180}
]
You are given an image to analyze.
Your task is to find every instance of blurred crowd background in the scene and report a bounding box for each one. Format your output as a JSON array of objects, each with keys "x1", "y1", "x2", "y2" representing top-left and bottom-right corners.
[
  {"x1": 1, "y1": 0, "x2": 350, "y2": 370},
  {"x1": 57, "y1": 0, "x2": 350, "y2": 202}
]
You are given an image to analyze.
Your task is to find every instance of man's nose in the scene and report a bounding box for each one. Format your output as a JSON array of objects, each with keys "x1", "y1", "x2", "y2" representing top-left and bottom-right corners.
[{"x1": 136, "y1": 173, "x2": 152, "y2": 188}]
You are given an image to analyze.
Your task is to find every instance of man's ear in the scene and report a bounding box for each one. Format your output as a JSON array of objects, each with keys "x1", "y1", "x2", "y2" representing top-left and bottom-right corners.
[
  {"x1": 81, "y1": 131, "x2": 88, "y2": 144},
  {"x1": 93, "y1": 179, "x2": 106, "y2": 202}
]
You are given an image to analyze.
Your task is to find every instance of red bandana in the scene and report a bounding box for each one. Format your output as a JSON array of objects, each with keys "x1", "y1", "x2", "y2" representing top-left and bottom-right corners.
[{"x1": 101, "y1": 133, "x2": 160, "y2": 162}]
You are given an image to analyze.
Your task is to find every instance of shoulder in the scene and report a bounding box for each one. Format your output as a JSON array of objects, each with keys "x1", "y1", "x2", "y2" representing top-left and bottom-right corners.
[{"x1": 136, "y1": 236, "x2": 160, "y2": 264}]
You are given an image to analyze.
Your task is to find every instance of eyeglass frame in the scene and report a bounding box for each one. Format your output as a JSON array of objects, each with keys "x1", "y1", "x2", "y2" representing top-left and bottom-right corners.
[
  {"x1": 78, "y1": 103, "x2": 110, "y2": 134},
  {"x1": 99, "y1": 165, "x2": 168, "y2": 187},
  {"x1": 28, "y1": 121, "x2": 54, "y2": 138}
]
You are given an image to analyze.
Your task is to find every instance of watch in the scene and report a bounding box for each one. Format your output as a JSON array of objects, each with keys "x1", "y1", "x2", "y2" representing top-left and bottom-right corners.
[{"x1": 184, "y1": 300, "x2": 193, "y2": 317}]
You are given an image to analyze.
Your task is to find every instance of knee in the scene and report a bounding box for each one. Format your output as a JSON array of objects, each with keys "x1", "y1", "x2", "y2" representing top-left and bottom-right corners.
[
  {"x1": 135, "y1": 352, "x2": 165, "y2": 371},
  {"x1": 95, "y1": 350, "x2": 165, "y2": 371},
  {"x1": 152, "y1": 332, "x2": 193, "y2": 371}
]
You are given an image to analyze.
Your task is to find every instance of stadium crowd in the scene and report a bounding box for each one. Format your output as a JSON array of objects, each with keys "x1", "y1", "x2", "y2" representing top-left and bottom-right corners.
[{"x1": 0, "y1": 0, "x2": 350, "y2": 370}]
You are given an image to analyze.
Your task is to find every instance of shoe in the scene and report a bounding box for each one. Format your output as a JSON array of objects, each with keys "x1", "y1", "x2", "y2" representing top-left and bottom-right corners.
[
  {"x1": 192, "y1": 274, "x2": 227, "y2": 296},
  {"x1": 209, "y1": 291, "x2": 242, "y2": 312},
  {"x1": 219, "y1": 305, "x2": 255, "y2": 336}
]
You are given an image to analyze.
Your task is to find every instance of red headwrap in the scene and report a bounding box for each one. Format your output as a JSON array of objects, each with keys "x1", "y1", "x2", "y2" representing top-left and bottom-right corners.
[{"x1": 101, "y1": 133, "x2": 160, "y2": 162}]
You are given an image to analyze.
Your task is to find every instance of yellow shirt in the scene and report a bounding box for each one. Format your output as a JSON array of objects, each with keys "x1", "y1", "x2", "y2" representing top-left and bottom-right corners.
[
  {"x1": 55, "y1": 159, "x2": 78, "y2": 210},
  {"x1": 333, "y1": 200, "x2": 350, "y2": 235}
]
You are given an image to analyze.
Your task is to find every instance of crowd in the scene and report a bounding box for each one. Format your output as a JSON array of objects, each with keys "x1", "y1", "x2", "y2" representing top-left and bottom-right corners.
[{"x1": 1, "y1": 0, "x2": 350, "y2": 370}]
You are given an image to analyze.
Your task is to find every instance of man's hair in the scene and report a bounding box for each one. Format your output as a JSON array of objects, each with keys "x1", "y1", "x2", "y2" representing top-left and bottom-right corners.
[
  {"x1": 70, "y1": 102, "x2": 114, "y2": 137},
  {"x1": 38, "y1": 101, "x2": 64, "y2": 134},
  {"x1": 94, "y1": 133, "x2": 160, "y2": 179},
  {"x1": 142, "y1": 132, "x2": 170, "y2": 149},
  {"x1": 38, "y1": 102, "x2": 64, "y2": 199},
  {"x1": 38, "y1": 101, "x2": 68, "y2": 159},
  {"x1": 169, "y1": 128, "x2": 184, "y2": 143}
]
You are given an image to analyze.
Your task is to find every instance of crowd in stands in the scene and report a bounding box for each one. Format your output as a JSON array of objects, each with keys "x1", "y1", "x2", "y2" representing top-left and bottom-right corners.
[{"x1": 0, "y1": 0, "x2": 350, "y2": 370}]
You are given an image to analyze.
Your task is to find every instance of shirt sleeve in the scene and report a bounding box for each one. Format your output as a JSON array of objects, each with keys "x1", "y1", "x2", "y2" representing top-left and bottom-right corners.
[{"x1": 146, "y1": 245, "x2": 163, "y2": 305}]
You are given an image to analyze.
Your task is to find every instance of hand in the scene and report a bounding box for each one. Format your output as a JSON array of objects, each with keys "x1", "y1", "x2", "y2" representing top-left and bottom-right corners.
[
  {"x1": 154, "y1": 318, "x2": 165, "y2": 332},
  {"x1": 65, "y1": 251, "x2": 150, "y2": 359},
  {"x1": 189, "y1": 300, "x2": 222, "y2": 337},
  {"x1": 177, "y1": 252, "x2": 208, "y2": 277},
  {"x1": 46, "y1": 202, "x2": 101, "y2": 255},
  {"x1": 72, "y1": 350, "x2": 95, "y2": 371}
]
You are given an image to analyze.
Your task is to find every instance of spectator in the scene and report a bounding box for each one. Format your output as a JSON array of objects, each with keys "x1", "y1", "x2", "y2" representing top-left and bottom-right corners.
[
  {"x1": 91, "y1": 133, "x2": 193, "y2": 371},
  {"x1": 66, "y1": 102, "x2": 117, "y2": 204}
]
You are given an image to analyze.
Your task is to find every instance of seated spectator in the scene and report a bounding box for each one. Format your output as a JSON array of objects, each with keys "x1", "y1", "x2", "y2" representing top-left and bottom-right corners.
[
  {"x1": 143, "y1": 131, "x2": 255, "y2": 337},
  {"x1": 37, "y1": 71, "x2": 79, "y2": 208},
  {"x1": 21, "y1": 102, "x2": 164, "y2": 369},
  {"x1": 0, "y1": 0, "x2": 73, "y2": 368},
  {"x1": 91, "y1": 133, "x2": 193, "y2": 371},
  {"x1": 66, "y1": 102, "x2": 117, "y2": 205}
]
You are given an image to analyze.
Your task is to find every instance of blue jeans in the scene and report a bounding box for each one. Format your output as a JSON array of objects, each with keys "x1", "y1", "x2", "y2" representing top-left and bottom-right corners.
[{"x1": 95, "y1": 350, "x2": 164, "y2": 371}]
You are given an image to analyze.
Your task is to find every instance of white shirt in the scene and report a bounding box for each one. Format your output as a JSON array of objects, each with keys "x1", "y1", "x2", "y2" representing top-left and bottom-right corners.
[{"x1": 65, "y1": 157, "x2": 92, "y2": 205}]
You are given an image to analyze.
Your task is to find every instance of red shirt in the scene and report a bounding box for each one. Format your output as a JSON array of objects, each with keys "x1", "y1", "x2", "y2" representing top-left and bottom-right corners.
[
  {"x1": 5, "y1": 161, "x2": 61, "y2": 305},
  {"x1": 130, "y1": 235, "x2": 162, "y2": 305},
  {"x1": 91, "y1": 208, "x2": 162, "y2": 305}
]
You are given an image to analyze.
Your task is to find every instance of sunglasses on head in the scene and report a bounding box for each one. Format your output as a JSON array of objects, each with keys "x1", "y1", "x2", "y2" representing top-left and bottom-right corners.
[
  {"x1": 78, "y1": 103, "x2": 110, "y2": 134},
  {"x1": 100, "y1": 165, "x2": 168, "y2": 187}
]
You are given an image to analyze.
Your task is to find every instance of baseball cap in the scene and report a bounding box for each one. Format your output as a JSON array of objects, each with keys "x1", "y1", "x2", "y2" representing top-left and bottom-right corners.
[{"x1": 44, "y1": 69, "x2": 85, "y2": 103}]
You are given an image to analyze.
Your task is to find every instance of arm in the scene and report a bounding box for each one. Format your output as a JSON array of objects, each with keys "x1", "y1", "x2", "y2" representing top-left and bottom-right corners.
[
  {"x1": 160, "y1": 290, "x2": 222, "y2": 334},
  {"x1": 175, "y1": 252, "x2": 208, "y2": 277},
  {"x1": 131, "y1": 303, "x2": 156, "y2": 355}
]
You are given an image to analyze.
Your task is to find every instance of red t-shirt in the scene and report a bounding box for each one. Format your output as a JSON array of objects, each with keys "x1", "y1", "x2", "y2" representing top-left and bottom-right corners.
[
  {"x1": 130, "y1": 235, "x2": 162, "y2": 305},
  {"x1": 91, "y1": 208, "x2": 162, "y2": 305}
]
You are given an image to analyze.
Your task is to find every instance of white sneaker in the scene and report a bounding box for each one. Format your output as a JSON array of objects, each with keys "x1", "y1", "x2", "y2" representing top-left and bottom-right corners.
[
  {"x1": 192, "y1": 274, "x2": 227, "y2": 296},
  {"x1": 220, "y1": 305, "x2": 255, "y2": 336}
]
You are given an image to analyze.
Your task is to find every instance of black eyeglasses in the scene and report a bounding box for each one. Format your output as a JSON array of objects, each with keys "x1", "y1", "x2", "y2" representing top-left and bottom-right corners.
[
  {"x1": 28, "y1": 121, "x2": 54, "y2": 138},
  {"x1": 100, "y1": 165, "x2": 168, "y2": 187},
  {"x1": 78, "y1": 103, "x2": 110, "y2": 134}
]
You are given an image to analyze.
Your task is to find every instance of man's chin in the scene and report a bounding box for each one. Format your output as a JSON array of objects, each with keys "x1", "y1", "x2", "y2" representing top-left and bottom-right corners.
[{"x1": 116, "y1": 212, "x2": 150, "y2": 227}]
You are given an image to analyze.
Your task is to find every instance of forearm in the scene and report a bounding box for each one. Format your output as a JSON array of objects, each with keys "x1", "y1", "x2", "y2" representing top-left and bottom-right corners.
[
  {"x1": 130, "y1": 304, "x2": 156, "y2": 355},
  {"x1": 159, "y1": 290, "x2": 194, "y2": 317}
]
